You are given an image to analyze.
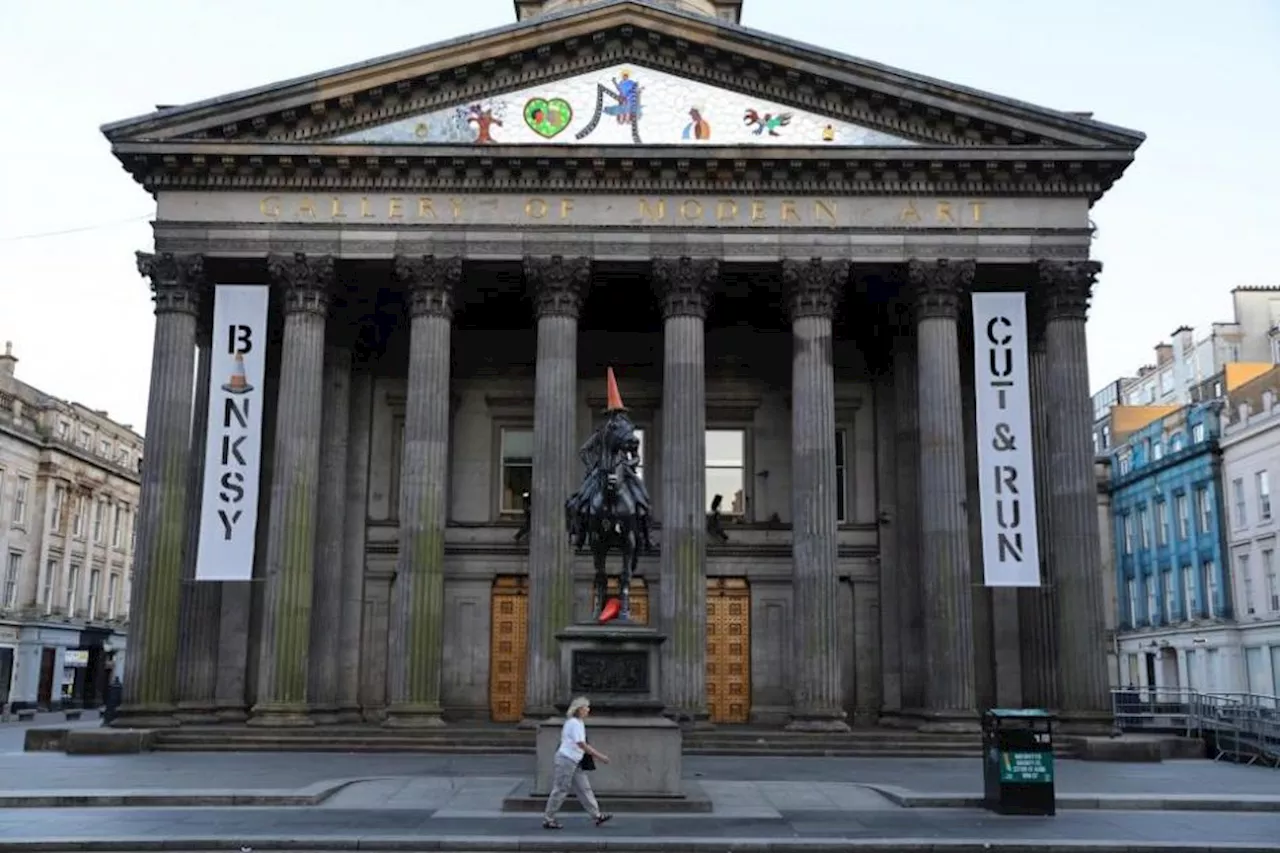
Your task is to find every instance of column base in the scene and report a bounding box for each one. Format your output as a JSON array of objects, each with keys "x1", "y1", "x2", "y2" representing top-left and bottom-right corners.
[
  {"x1": 916, "y1": 710, "x2": 981, "y2": 734},
  {"x1": 1056, "y1": 709, "x2": 1116, "y2": 735},
  {"x1": 663, "y1": 708, "x2": 714, "y2": 730},
  {"x1": 335, "y1": 703, "x2": 364, "y2": 725},
  {"x1": 519, "y1": 713, "x2": 560, "y2": 730},
  {"x1": 214, "y1": 702, "x2": 248, "y2": 724},
  {"x1": 109, "y1": 704, "x2": 180, "y2": 729},
  {"x1": 310, "y1": 704, "x2": 340, "y2": 725},
  {"x1": 878, "y1": 710, "x2": 922, "y2": 729},
  {"x1": 785, "y1": 710, "x2": 851, "y2": 733},
  {"x1": 247, "y1": 703, "x2": 316, "y2": 727},
  {"x1": 174, "y1": 702, "x2": 220, "y2": 725},
  {"x1": 383, "y1": 703, "x2": 446, "y2": 728}
]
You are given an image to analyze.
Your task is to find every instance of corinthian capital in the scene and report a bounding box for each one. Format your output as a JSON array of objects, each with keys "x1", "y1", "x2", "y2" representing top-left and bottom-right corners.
[
  {"x1": 524, "y1": 255, "x2": 590, "y2": 320},
  {"x1": 395, "y1": 255, "x2": 462, "y2": 320},
  {"x1": 653, "y1": 256, "x2": 718, "y2": 319},
  {"x1": 1038, "y1": 260, "x2": 1101, "y2": 323},
  {"x1": 267, "y1": 253, "x2": 335, "y2": 316},
  {"x1": 782, "y1": 258, "x2": 847, "y2": 322},
  {"x1": 907, "y1": 259, "x2": 974, "y2": 321},
  {"x1": 136, "y1": 251, "x2": 204, "y2": 316}
]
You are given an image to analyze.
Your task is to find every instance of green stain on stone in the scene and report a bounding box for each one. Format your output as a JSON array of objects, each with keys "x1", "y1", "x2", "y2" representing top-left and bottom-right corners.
[
  {"x1": 142, "y1": 447, "x2": 189, "y2": 706},
  {"x1": 274, "y1": 472, "x2": 315, "y2": 705},
  {"x1": 409, "y1": 489, "x2": 444, "y2": 702},
  {"x1": 674, "y1": 531, "x2": 700, "y2": 669}
]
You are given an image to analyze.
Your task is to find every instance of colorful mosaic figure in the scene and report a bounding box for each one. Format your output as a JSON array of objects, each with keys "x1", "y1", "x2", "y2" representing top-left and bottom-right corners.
[
  {"x1": 682, "y1": 107, "x2": 711, "y2": 141},
  {"x1": 467, "y1": 103, "x2": 504, "y2": 144},
  {"x1": 744, "y1": 108, "x2": 793, "y2": 137},
  {"x1": 575, "y1": 70, "x2": 644, "y2": 143},
  {"x1": 524, "y1": 97, "x2": 574, "y2": 139}
]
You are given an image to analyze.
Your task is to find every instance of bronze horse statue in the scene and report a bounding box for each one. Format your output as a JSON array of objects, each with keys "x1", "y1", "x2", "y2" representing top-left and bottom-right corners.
[{"x1": 565, "y1": 369, "x2": 654, "y2": 621}]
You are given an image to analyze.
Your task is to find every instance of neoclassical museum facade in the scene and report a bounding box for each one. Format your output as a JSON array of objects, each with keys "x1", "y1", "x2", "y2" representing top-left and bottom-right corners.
[{"x1": 103, "y1": 0, "x2": 1143, "y2": 730}]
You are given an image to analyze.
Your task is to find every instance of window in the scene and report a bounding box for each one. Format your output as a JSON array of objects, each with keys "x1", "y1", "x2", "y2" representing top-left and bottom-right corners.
[
  {"x1": 1161, "y1": 371, "x2": 1174, "y2": 393},
  {"x1": 87, "y1": 569, "x2": 100, "y2": 619},
  {"x1": 50, "y1": 485, "x2": 65, "y2": 532},
  {"x1": 498, "y1": 427, "x2": 532, "y2": 515},
  {"x1": 78, "y1": 429, "x2": 91, "y2": 449},
  {"x1": 107, "y1": 573, "x2": 120, "y2": 619},
  {"x1": 1240, "y1": 553, "x2": 1255, "y2": 615},
  {"x1": 1137, "y1": 506, "x2": 1150, "y2": 549},
  {"x1": 1257, "y1": 471, "x2": 1272, "y2": 521},
  {"x1": 42, "y1": 559, "x2": 56, "y2": 612},
  {"x1": 3, "y1": 552, "x2": 19, "y2": 608},
  {"x1": 1146, "y1": 576, "x2": 1159, "y2": 625},
  {"x1": 112, "y1": 505, "x2": 123, "y2": 548},
  {"x1": 1233, "y1": 478, "x2": 1247, "y2": 527},
  {"x1": 65, "y1": 564, "x2": 80, "y2": 616},
  {"x1": 1152, "y1": 441, "x2": 1164, "y2": 461},
  {"x1": 1156, "y1": 501, "x2": 1169, "y2": 546},
  {"x1": 1126, "y1": 578, "x2": 1138, "y2": 627},
  {"x1": 1163, "y1": 571, "x2": 1176, "y2": 623},
  {"x1": 12, "y1": 477, "x2": 28, "y2": 525},
  {"x1": 1183, "y1": 567, "x2": 1197, "y2": 620},
  {"x1": 56, "y1": 420, "x2": 68, "y2": 438},
  {"x1": 1122, "y1": 515, "x2": 1134, "y2": 555},
  {"x1": 1198, "y1": 487, "x2": 1213, "y2": 533},
  {"x1": 1204, "y1": 560, "x2": 1218, "y2": 618},
  {"x1": 1192, "y1": 422, "x2": 1206, "y2": 443},
  {"x1": 99, "y1": 439, "x2": 111, "y2": 457},
  {"x1": 1119, "y1": 452, "x2": 1132, "y2": 475},
  {"x1": 1265, "y1": 548, "x2": 1279, "y2": 613},
  {"x1": 1175, "y1": 494, "x2": 1190, "y2": 540},
  {"x1": 130, "y1": 513, "x2": 137, "y2": 553},
  {"x1": 632, "y1": 428, "x2": 646, "y2": 482},
  {"x1": 1170, "y1": 434, "x2": 1183, "y2": 452},
  {"x1": 706, "y1": 429, "x2": 746, "y2": 516},
  {"x1": 93, "y1": 500, "x2": 106, "y2": 543},
  {"x1": 835, "y1": 430, "x2": 848, "y2": 523},
  {"x1": 72, "y1": 496, "x2": 85, "y2": 538}
]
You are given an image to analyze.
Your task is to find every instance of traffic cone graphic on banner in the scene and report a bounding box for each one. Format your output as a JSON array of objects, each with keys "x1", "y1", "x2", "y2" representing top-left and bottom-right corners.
[
  {"x1": 604, "y1": 366, "x2": 627, "y2": 412},
  {"x1": 221, "y1": 353, "x2": 254, "y2": 394}
]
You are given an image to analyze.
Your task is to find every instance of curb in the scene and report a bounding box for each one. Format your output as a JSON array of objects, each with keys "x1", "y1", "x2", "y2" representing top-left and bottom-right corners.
[
  {"x1": 865, "y1": 785, "x2": 1280, "y2": 813},
  {"x1": 0, "y1": 838, "x2": 1278, "y2": 852},
  {"x1": 0, "y1": 779, "x2": 357, "y2": 809}
]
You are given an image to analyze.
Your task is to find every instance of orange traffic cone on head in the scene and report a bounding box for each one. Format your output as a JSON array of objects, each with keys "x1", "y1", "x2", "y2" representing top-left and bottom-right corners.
[{"x1": 604, "y1": 367, "x2": 627, "y2": 412}]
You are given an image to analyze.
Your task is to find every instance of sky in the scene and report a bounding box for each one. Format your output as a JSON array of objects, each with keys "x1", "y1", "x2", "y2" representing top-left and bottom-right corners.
[{"x1": 1, "y1": 0, "x2": 1277, "y2": 434}]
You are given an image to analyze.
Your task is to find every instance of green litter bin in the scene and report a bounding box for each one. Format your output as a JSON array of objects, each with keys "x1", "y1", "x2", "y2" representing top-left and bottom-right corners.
[{"x1": 981, "y1": 708, "x2": 1056, "y2": 816}]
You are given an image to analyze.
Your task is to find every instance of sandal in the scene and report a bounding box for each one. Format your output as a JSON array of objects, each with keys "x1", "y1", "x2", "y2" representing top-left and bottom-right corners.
[
  {"x1": 542, "y1": 819, "x2": 563, "y2": 830},
  {"x1": 594, "y1": 812, "x2": 613, "y2": 826}
]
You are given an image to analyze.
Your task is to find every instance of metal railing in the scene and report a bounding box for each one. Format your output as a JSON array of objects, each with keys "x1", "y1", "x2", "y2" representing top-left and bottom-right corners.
[{"x1": 1111, "y1": 688, "x2": 1280, "y2": 767}]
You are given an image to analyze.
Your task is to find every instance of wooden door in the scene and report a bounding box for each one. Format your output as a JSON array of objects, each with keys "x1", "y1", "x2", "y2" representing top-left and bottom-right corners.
[
  {"x1": 706, "y1": 577, "x2": 751, "y2": 723},
  {"x1": 489, "y1": 576, "x2": 528, "y2": 722}
]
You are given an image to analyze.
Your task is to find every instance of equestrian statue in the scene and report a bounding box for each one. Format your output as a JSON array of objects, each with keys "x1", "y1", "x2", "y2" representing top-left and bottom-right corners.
[{"x1": 566, "y1": 368, "x2": 655, "y2": 622}]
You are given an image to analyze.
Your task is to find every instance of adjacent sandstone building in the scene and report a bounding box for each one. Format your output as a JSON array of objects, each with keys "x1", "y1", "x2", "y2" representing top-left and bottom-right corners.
[
  {"x1": 102, "y1": 0, "x2": 1143, "y2": 730},
  {"x1": 0, "y1": 343, "x2": 140, "y2": 710}
]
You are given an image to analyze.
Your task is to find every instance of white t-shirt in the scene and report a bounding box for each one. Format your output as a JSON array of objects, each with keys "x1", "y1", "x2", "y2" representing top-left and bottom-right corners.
[{"x1": 556, "y1": 716, "x2": 587, "y2": 762}]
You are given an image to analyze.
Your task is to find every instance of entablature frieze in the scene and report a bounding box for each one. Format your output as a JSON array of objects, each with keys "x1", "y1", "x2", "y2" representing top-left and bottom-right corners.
[{"x1": 118, "y1": 143, "x2": 1130, "y2": 200}]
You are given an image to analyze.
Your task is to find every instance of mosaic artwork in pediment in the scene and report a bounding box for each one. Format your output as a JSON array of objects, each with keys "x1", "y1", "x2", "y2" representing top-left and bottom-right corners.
[{"x1": 331, "y1": 63, "x2": 918, "y2": 147}]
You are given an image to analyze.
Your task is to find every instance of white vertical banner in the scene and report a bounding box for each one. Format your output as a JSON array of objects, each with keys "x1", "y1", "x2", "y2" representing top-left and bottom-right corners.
[
  {"x1": 972, "y1": 292, "x2": 1041, "y2": 587},
  {"x1": 195, "y1": 284, "x2": 270, "y2": 582}
]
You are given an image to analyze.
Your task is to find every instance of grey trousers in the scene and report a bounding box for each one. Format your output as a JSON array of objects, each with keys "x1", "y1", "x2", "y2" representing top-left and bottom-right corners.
[{"x1": 543, "y1": 754, "x2": 601, "y2": 819}]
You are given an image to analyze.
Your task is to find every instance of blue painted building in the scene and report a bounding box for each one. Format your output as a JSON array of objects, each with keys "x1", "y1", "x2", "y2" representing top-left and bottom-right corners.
[{"x1": 1108, "y1": 402, "x2": 1236, "y2": 693}]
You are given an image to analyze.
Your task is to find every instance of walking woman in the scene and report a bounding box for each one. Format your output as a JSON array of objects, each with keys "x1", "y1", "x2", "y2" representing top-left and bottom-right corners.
[{"x1": 543, "y1": 696, "x2": 613, "y2": 829}]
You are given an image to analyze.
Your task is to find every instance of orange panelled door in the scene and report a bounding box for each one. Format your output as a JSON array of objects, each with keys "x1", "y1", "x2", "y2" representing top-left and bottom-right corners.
[
  {"x1": 706, "y1": 577, "x2": 751, "y2": 724},
  {"x1": 489, "y1": 576, "x2": 529, "y2": 723}
]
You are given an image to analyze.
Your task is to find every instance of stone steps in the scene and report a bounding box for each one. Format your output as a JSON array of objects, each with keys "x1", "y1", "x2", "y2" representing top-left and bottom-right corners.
[{"x1": 146, "y1": 725, "x2": 1075, "y2": 757}]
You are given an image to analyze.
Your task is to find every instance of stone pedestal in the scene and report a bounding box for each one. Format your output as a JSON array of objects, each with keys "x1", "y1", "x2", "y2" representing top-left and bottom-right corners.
[{"x1": 505, "y1": 621, "x2": 709, "y2": 812}]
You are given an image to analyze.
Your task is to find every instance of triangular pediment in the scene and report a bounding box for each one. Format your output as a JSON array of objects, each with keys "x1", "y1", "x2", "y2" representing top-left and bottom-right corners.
[{"x1": 328, "y1": 63, "x2": 917, "y2": 147}]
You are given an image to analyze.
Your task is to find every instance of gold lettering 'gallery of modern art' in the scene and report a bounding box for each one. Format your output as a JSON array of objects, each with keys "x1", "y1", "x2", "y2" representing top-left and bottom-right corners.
[{"x1": 256, "y1": 194, "x2": 991, "y2": 227}]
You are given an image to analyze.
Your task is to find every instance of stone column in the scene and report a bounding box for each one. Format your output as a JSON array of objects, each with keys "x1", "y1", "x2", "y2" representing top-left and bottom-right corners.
[
  {"x1": 1040, "y1": 260, "x2": 1111, "y2": 725},
  {"x1": 909, "y1": 259, "x2": 977, "y2": 725},
  {"x1": 892, "y1": 305, "x2": 925, "y2": 716},
  {"x1": 249, "y1": 253, "x2": 334, "y2": 727},
  {"x1": 653, "y1": 256, "x2": 717, "y2": 723},
  {"x1": 783, "y1": 258, "x2": 850, "y2": 732},
  {"x1": 523, "y1": 255, "x2": 590, "y2": 722},
  {"x1": 308, "y1": 341, "x2": 352, "y2": 724},
  {"x1": 115, "y1": 252, "x2": 203, "y2": 728},
  {"x1": 175, "y1": 328, "x2": 220, "y2": 723},
  {"x1": 337, "y1": 367, "x2": 373, "y2": 723},
  {"x1": 1020, "y1": 294, "x2": 1059, "y2": 709},
  {"x1": 385, "y1": 255, "x2": 461, "y2": 728}
]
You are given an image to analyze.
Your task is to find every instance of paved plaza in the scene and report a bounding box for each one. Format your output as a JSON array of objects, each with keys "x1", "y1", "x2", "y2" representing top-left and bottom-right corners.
[{"x1": 0, "y1": 741, "x2": 1277, "y2": 850}]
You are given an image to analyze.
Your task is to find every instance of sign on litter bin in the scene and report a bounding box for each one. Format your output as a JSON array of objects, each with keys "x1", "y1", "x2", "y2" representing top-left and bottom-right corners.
[{"x1": 998, "y1": 750, "x2": 1054, "y2": 784}]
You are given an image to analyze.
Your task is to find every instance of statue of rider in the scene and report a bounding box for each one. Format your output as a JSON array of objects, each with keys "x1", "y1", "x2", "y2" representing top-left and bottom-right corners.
[{"x1": 565, "y1": 368, "x2": 655, "y2": 553}]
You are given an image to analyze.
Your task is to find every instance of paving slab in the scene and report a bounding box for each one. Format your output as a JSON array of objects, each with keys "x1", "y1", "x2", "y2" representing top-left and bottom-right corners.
[{"x1": 0, "y1": 804, "x2": 1277, "y2": 849}]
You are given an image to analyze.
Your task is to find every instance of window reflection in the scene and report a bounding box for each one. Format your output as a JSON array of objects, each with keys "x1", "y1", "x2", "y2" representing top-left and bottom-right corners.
[
  {"x1": 706, "y1": 429, "x2": 746, "y2": 516},
  {"x1": 633, "y1": 428, "x2": 645, "y2": 481},
  {"x1": 500, "y1": 428, "x2": 533, "y2": 514}
]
